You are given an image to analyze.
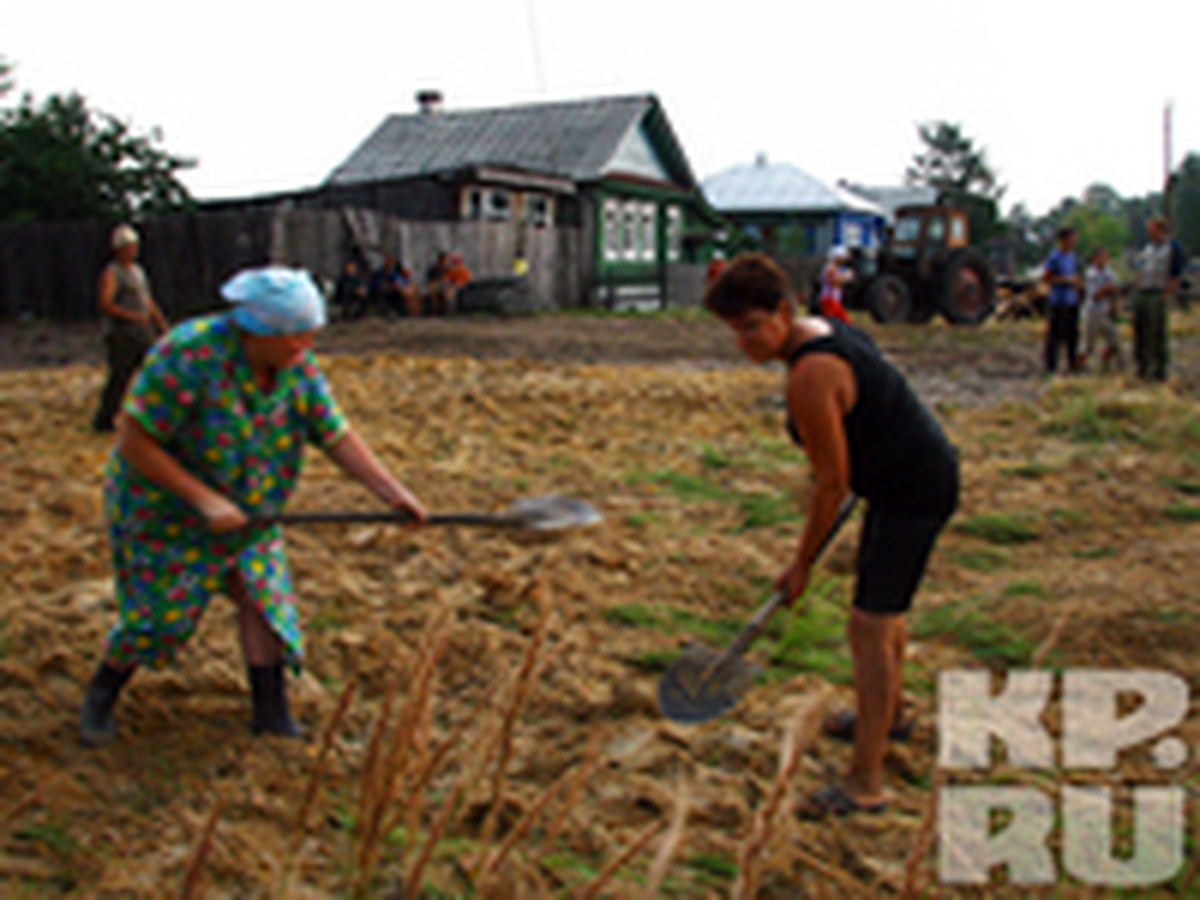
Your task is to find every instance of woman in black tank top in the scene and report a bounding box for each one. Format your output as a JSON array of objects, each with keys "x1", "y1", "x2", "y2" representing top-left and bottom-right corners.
[{"x1": 704, "y1": 253, "x2": 958, "y2": 819}]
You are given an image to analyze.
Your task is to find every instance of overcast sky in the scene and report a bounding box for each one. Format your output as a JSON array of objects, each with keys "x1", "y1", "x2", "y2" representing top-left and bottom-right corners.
[{"x1": 6, "y1": 0, "x2": 1197, "y2": 216}]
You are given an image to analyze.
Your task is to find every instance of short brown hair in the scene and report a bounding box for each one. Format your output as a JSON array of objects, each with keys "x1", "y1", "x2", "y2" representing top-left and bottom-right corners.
[{"x1": 703, "y1": 252, "x2": 794, "y2": 318}]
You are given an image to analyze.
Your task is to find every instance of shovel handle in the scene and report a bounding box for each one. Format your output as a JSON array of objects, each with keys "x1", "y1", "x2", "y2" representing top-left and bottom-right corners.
[
  {"x1": 723, "y1": 494, "x2": 859, "y2": 659},
  {"x1": 255, "y1": 510, "x2": 514, "y2": 528}
]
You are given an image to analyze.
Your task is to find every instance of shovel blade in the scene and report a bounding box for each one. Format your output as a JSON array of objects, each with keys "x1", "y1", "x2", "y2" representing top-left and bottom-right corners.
[
  {"x1": 509, "y1": 495, "x2": 603, "y2": 531},
  {"x1": 657, "y1": 645, "x2": 762, "y2": 724}
]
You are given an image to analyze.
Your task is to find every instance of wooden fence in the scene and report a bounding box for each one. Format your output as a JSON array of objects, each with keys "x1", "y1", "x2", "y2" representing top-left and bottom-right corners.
[{"x1": 0, "y1": 207, "x2": 584, "y2": 322}]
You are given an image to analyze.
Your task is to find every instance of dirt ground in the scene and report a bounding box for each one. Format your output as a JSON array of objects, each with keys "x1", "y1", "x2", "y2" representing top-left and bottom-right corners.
[{"x1": 1, "y1": 311, "x2": 1198, "y2": 897}]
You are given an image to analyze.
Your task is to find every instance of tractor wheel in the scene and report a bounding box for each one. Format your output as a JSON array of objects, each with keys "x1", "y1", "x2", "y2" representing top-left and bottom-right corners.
[
  {"x1": 938, "y1": 249, "x2": 996, "y2": 325},
  {"x1": 865, "y1": 275, "x2": 913, "y2": 324}
]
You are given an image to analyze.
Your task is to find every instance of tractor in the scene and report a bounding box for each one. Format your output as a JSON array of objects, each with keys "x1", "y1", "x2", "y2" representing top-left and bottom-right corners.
[{"x1": 841, "y1": 205, "x2": 996, "y2": 325}]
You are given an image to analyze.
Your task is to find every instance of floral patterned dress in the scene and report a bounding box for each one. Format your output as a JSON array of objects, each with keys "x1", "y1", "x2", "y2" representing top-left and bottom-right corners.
[{"x1": 103, "y1": 314, "x2": 348, "y2": 670}]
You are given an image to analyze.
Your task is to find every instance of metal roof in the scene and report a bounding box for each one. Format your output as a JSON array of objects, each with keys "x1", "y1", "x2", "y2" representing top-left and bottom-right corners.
[
  {"x1": 702, "y1": 156, "x2": 884, "y2": 215},
  {"x1": 838, "y1": 183, "x2": 939, "y2": 221},
  {"x1": 325, "y1": 94, "x2": 697, "y2": 189}
]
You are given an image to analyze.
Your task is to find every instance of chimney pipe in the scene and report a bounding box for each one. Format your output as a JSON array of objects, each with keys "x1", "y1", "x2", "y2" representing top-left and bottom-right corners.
[{"x1": 416, "y1": 90, "x2": 444, "y2": 116}]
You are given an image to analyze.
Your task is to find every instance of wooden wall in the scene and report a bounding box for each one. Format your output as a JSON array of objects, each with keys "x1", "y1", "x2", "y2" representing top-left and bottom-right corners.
[{"x1": 0, "y1": 207, "x2": 586, "y2": 321}]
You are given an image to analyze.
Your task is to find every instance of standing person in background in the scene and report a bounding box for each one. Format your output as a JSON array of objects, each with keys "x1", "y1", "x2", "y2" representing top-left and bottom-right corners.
[
  {"x1": 817, "y1": 246, "x2": 853, "y2": 324},
  {"x1": 1132, "y1": 217, "x2": 1185, "y2": 382},
  {"x1": 1041, "y1": 227, "x2": 1083, "y2": 374},
  {"x1": 93, "y1": 225, "x2": 169, "y2": 433},
  {"x1": 1080, "y1": 247, "x2": 1122, "y2": 372}
]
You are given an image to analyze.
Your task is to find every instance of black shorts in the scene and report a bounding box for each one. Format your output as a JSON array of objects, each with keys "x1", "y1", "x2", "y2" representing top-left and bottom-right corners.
[{"x1": 853, "y1": 499, "x2": 955, "y2": 616}]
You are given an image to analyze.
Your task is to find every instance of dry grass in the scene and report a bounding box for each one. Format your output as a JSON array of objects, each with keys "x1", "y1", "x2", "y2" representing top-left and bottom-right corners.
[
  {"x1": 641, "y1": 780, "x2": 690, "y2": 898},
  {"x1": 178, "y1": 793, "x2": 226, "y2": 900},
  {"x1": 577, "y1": 816, "x2": 668, "y2": 900},
  {"x1": 2, "y1": 319, "x2": 1198, "y2": 896},
  {"x1": 733, "y1": 689, "x2": 850, "y2": 899}
]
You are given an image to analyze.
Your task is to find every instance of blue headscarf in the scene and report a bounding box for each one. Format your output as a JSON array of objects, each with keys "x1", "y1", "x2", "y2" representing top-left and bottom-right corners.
[{"x1": 221, "y1": 266, "x2": 327, "y2": 335}]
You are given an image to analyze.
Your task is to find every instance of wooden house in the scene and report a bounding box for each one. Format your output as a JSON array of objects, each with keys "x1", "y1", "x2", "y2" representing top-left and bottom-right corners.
[{"x1": 318, "y1": 91, "x2": 722, "y2": 307}]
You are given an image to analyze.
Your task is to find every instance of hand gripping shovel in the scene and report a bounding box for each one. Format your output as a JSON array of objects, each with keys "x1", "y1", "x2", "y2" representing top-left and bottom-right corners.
[
  {"x1": 657, "y1": 495, "x2": 858, "y2": 724},
  {"x1": 258, "y1": 494, "x2": 603, "y2": 532}
]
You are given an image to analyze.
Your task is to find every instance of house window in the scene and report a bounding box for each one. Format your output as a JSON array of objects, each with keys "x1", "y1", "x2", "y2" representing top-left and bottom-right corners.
[
  {"x1": 622, "y1": 202, "x2": 639, "y2": 261},
  {"x1": 638, "y1": 203, "x2": 657, "y2": 261},
  {"x1": 463, "y1": 188, "x2": 484, "y2": 220},
  {"x1": 526, "y1": 194, "x2": 552, "y2": 228},
  {"x1": 603, "y1": 199, "x2": 621, "y2": 261},
  {"x1": 842, "y1": 222, "x2": 863, "y2": 248},
  {"x1": 666, "y1": 205, "x2": 682, "y2": 262},
  {"x1": 484, "y1": 189, "x2": 511, "y2": 221}
]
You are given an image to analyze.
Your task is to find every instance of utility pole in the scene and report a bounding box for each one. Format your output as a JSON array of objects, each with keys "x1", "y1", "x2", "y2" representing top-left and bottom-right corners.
[{"x1": 1163, "y1": 100, "x2": 1174, "y2": 212}]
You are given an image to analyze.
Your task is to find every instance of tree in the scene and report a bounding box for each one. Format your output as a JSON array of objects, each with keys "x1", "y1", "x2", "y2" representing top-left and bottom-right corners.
[
  {"x1": 1060, "y1": 204, "x2": 1130, "y2": 260},
  {"x1": 905, "y1": 121, "x2": 1005, "y2": 242},
  {"x1": 0, "y1": 72, "x2": 194, "y2": 223},
  {"x1": 1168, "y1": 153, "x2": 1200, "y2": 256}
]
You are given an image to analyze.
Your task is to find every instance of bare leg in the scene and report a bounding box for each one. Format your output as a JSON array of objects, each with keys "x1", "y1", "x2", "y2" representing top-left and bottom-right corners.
[
  {"x1": 890, "y1": 615, "x2": 908, "y2": 728},
  {"x1": 227, "y1": 572, "x2": 283, "y2": 666},
  {"x1": 227, "y1": 572, "x2": 300, "y2": 735},
  {"x1": 845, "y1": 608, "x2": 900, "y2": 805}
]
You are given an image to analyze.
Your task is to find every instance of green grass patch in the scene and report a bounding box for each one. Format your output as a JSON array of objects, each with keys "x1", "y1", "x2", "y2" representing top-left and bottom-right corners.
[
  {"x1": 954, "y1": 512, "x2": 1041, "y2": 545},
  {"x1": 626, "y1": 470, "x2": 734, "y2": 504},
  {"x1": 1004, "y1": 462, "x2": 1054, "y2": 480},
  {"x1": 1001, "y1": 581, "x2": 1046, "y2": 599},
  {"x1": 1049, "y1": 507, "x2": 1087, "y2": 526},
  {"x1": 14, "y1": 822, "x2": 78, "y2": 857},
  {"x1": 699, "y1": 444, "x2": 736, "y2": 471},
  {"x1": 1164, "y1": 504, "x2": 1200, "y2": 522},
  {"x1": 541, "y1": 850, "x2": 601, "y2": 883},
  {"x1": 762, "y1": 579, "x2": 852, "y2": 683},
  {"x1": 622, "y1": 650, "x2": 678, "y2": 673},
  {"x1": 687, "y1": 852, "x2": 738, "y2": 884},
  {"x1": 1161, "y1": 477, "x2": 1200, "y2": 496},
  {"x1": 737, "y1": 492, "x2": 801, "y2": 530},
  {"x1": 913, "y1": 598, "x2": 1037, "y2": 667},
  {"x1": 604, "y1": 603, "x2": 741, "y2": 645},
  {"x1": 951, "y1": 547, "x2": 1011, "y2": 573},
  {"x1": 1039, "y1": 387, "x2": 1200, "y2": 454},
  {"x1": 1073, "y1": 546, "x2": 1117, "y2": 560},
  {"x1": 626, "y1": 468, "x2": 800, "y2": 532},
  {"x1": 623, "y1": 511, "x2": 659, "y2": 529},
  {"x1": 1040, "y1": 393, "x2": 1156, "y2": 446}
]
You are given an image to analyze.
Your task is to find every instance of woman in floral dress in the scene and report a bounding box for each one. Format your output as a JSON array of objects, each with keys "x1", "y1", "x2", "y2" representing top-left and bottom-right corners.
[{"x1": 80, "y1": 267, "x2": 426, "y2": 744}]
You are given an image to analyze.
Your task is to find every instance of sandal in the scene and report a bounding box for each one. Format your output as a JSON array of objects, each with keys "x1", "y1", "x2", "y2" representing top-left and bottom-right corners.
[
  {"x1": 823, "y1": 709, "x2": 914, "y2": 743},
  {"x1": 796, "y1": 783, "x2": 888, "y2": 820}
]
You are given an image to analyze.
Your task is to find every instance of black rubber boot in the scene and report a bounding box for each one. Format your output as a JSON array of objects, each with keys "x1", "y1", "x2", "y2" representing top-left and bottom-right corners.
[
  {"x1": 248, "y1": 664, "x2": 302, "y2": 738},
  {"x1": 80, "y1": 663, "x2": 134, "y2": 746}
]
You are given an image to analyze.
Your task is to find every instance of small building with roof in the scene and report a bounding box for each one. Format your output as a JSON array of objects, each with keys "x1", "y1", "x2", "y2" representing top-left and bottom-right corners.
[
  {"x1": 316, "y1": 91, "x2": 722, "y2": 307},
  {"x1": 701, "y1": 154, "x2": 886, "y2": 260}
]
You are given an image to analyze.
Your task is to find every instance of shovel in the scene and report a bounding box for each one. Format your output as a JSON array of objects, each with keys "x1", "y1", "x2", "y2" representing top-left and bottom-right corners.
[
  {"x1": 257, "y1": 494, "x2": 603, "y2": 532},
  {"x1": 657, "y1": 495, "x2": 858, "y2": 724}
]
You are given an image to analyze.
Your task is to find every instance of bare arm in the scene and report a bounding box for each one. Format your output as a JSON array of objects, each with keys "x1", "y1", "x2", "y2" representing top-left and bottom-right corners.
[
  {"x1": 116, "y1": 415, "x2": 246, "y2": 531},
  {"x1": 325, "y1": 428, "x2": 428, "y2": 522},
  {"x1": 779, "y1": 354, "x2": 856, "y2": 605}
]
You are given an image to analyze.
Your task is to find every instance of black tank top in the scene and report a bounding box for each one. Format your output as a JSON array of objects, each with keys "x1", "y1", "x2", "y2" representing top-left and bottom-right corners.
[{"x1": 787, "y1": 321, "x2": 958, "y2": 513}]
